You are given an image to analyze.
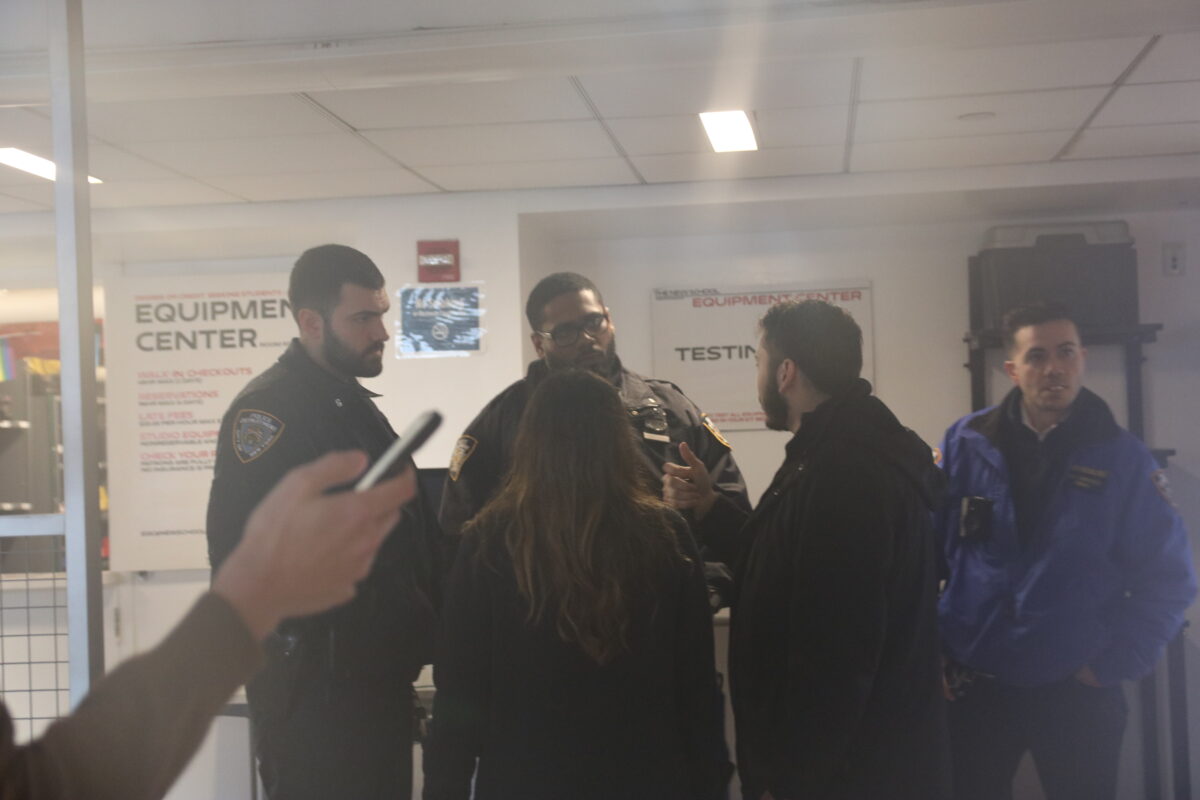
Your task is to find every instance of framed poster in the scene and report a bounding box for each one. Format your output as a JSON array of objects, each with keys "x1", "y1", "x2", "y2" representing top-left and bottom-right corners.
[
  {"x1": 651, "y1": 282, "x2": 874, "y2": 431},
  {"x1": 106, "y1": 273, "x2": 294, "y2": 570},
  {"x1": 396, "y1": 284, "x2": 485, "y2": 358}
]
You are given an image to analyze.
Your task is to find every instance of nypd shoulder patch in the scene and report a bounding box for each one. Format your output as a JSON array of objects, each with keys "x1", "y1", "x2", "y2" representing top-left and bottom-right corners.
[
  {"x1": 233, "y1": 409, "x2": 285, "y2": 464},
  {"x1": 448, "y1": 435, "x2": 478, "y2": 482},
  {"x1": 701, "y1": 414, "x2": 732, "y2": 450}
]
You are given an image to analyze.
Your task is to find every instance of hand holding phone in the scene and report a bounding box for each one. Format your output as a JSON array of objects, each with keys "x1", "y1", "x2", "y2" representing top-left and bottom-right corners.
[{"x1": 355, "y1": 410, "x2": 443, "y2": 492}]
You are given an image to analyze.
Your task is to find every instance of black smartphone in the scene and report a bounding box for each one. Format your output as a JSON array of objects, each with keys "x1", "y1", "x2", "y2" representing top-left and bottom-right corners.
[{"x1": 354, "y1": 410, "x2": 443, "y2": 492}]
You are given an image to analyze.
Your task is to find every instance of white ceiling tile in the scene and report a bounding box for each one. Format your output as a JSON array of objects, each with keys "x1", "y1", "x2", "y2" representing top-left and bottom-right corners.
[
  {"x1": 123, "y1": 134, "x2": 396, "y2": 177},
  {"x1": 1067, "y1": 123, "x2": 1200, "y2": 160},
  {"x1": 205, "y1": 169, "x2": 439, "y2": 202},
  {"x1": 0, "y1": 192, "x2": 48, "y2": 213},
  {"x1": 308, "y1": 78, "x2": 593, "y2": 130},
  {"x1": 1093, "y1": 82, "x2": 1200, "y2": 127},
  {"x1": 756, "y1": 107, "x2": 849, "y2": 148},
  {"x1": 418, "y1": 158, "x2": 637, "y2": 192},
  {"x1": 1, "y1": 178, "x2": 241, "y2": 208},
  {"x1": 1128, "y1": 34, "x2": 1200, "y2": 84},
  {"x1": 851, "y1": 131, "x2": 1069, "y2": 172},
  {"x1": 0, "y1": 163, "x2": 51, "y2": 187},
  {"x1": 860, "y1": 36, "x2": 1149, "y2": 101},
  {"x1": 363, "y1": 121, "x2": 616, "y2": 166},
  {"x1": 0, "y1": 182, "x2": 55, "y2": 205},
  {"x1": 578, "y1": 59, "x2": 854, "y2": 118},
  {"x1": 88, "y1": 144, "x2": 180, "y2": 181},
  {"x1": 605, "y1": 116, "x2": 712, "y2": 156},
  {"x1": 856, "y1": 88, "x2": 1106, "y2": 142},
  {"x1": 0, "y1": 143, "x2": 155, "y2": 185},
  {"x1": 632, "y1": 146, "x2": 843, "y2": 184},
  {"x1": 86, "y1": 94, "x2": 343, "y2": 143},
  {"x1": 0, "y1": 108, "x2": 52, "y2": 150},
  {"x1": 89, "y1": 180, "x2": 245, "y2": 208}
]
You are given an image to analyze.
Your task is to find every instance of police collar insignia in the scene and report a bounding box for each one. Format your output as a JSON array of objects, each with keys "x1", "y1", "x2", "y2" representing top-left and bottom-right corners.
[
  {"x1": 448, "y1": 435, "x2": 478, "y2": 482},
  {"x1": 233, "y1": 409, "x2": 285, "y2": 464}
]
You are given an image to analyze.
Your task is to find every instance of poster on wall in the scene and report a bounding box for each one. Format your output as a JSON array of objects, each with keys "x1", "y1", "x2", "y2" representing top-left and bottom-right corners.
[
  {"x1": 651, "y1": 281, "x2": 874, "y2": 431},
  {"x1": 106, "y1": 273, "x2": 295, "y2": 571},
  {"x1": 396, "y1": 284, "x2": 485, "y2": 357}
]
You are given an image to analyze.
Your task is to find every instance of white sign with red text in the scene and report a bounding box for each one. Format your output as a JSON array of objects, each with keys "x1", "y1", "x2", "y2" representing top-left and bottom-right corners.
[
  {"x1": 651, "y1": 282, "x2": 874, "y2": 431},
  {"x1": 107, "y1": 272, "x2": 295, "y2": 571}
]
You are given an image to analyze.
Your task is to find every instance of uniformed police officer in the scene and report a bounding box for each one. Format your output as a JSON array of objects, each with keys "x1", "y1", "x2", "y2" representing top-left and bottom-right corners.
[
  {"x1": 439, "y1": 272, "x2": 751, "y2": 594},
  {"x1": 206, "y1": 245, "x2": 440, "y2": 800}
]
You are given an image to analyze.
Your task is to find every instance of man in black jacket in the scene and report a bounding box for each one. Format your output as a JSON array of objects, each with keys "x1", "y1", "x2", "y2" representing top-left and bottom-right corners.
[
  {"x1": 726, "y1": 300, "x2": 949, "y2": 800},
  {"x1": 206, "y1": 245, "x2": 441, "y2": 800}
]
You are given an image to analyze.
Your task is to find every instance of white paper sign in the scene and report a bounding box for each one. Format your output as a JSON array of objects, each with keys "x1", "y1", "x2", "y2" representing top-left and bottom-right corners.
[
  {"x1": 651, "y1": 282, "x2": 874, "y2": 431},
  {"x1": 106, "y1": 273, "x2": 295, "y2": 571}
]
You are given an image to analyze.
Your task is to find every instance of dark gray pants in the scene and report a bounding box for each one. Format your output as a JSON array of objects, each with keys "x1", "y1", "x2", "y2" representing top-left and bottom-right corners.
[
  {"x1": 255, "y1": 685, "x2": 414, "y2": 800},
  {"x1": 948, "y1": 675, "x2": 1127, "y2": 800}
]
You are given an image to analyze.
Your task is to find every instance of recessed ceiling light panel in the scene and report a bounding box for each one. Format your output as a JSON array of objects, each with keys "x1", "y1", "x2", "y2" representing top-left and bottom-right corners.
[
  {"x1": 699, "y1": 111, "x2": 758, "y2": 153},
  {"x1": 0, "y1": 147, "x2": 102, "y2": 184}
]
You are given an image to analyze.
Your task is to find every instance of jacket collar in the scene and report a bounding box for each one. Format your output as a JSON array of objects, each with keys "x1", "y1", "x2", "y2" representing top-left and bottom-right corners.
[
  {"x1": 279, "y1": 338, "x2": 382, "y2": 399},
  {"x1": 784, "y1": 377, "x2": 873, "y2": 461},
  {"x1": 524, "y1": 356, "x2": 652, "y2": 409},
  {"x1": 967, "y1": 386, "x2": 1119, "y2": 450}
]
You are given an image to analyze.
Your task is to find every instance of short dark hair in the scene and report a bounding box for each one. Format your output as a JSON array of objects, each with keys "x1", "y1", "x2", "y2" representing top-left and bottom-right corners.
[
  {"x1": 1001, "y1": 301, "x2": 1076, "y2": 353},
  {"x1": 758, "y1": 300, "x2": 862, "y2": 395},
  {"x1": 525, "y1": 272, "x2": 606, "y2": 330},
  {"x1": 288, "y1": 244, "x2": 385, "y2": 319}
]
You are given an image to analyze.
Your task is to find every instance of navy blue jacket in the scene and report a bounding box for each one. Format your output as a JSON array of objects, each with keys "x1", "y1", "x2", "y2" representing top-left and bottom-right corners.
[{"x1": 936, "y1": 388, "x2": 1195, "y2": 687}]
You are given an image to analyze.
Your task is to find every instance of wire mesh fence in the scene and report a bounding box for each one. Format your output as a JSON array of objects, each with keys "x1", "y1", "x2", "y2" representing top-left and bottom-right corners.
[{"x1": 0, "y1": 534, "x2": 69, "y2": 742}]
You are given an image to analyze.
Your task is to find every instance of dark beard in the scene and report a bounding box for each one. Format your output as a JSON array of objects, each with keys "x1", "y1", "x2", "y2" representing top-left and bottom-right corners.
[
  {"x1": 322, "y1": 328, "x2": 384, "y2": 378},
  {"x1": 546, "y1": 335, "x2": 619, "y2": 382},
  {"x1": 760, "y1": 378, "x2": 789, "y2": 431}
]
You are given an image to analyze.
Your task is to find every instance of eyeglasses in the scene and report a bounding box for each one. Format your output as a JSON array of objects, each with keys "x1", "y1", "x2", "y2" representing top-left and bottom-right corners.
[{"x1": 535, "y1": 312, "x2": 609, "y2": 347}]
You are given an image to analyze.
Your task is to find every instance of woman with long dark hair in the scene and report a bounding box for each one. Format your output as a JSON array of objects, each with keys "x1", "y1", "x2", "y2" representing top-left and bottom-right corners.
[{"x1": 422, "y1": 369, "x2": 730, "y2": 800}]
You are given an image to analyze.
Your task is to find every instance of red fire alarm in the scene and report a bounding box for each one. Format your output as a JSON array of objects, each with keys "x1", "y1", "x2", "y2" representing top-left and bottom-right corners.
[{"x1": 417, "y1": 240, "x2": 460, "y2": 282}]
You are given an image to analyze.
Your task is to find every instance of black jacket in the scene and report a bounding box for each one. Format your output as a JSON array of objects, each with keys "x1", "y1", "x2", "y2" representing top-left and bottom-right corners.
[
  {"x1": 438, "y1": 358, "x2": 751, "y2": 565},
  {"x1": 206, "y1": 340, "x2": 441, "y2": 712},
  {"x1": 729, "y1": 380, "x2": 949, "y2": 800},
  {"x1": 422, "y1": 511, "x2": 731, "y2": 800}
]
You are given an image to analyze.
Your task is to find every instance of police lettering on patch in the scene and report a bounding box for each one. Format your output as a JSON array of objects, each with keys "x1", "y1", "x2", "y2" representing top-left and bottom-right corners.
[
  {"x1": 233, "y1": 409, "x2": 284, "y2": 464},
  {"x1": 1151, "y1": 469, "x2": 1176, "y2": 508},
  {"x1": 448, "y1": 435, "x2": 478, "y2": 482}
]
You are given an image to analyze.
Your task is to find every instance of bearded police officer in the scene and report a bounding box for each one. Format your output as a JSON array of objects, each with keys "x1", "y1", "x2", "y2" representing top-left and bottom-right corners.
[
  {"x1": 206, "y1": 245, "x2": 441, "y2": 800},
  {"x1": 439, "y1": 271, "x2": 750, "y2": 592}
]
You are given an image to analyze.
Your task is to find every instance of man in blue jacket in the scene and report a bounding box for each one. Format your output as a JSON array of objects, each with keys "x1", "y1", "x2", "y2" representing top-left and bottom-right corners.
[{"x1": 936, "y1": 301, "x2": 1195, "y2": 800}]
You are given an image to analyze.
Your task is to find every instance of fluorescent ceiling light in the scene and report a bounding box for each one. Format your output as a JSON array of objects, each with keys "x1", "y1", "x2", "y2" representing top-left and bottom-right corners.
[
  {"x1": 0, "y1": 148, "x2": 102, "y2": 184},
  {"x1": 699, "y1": 111, "x2": 758, "y2": 153}
]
